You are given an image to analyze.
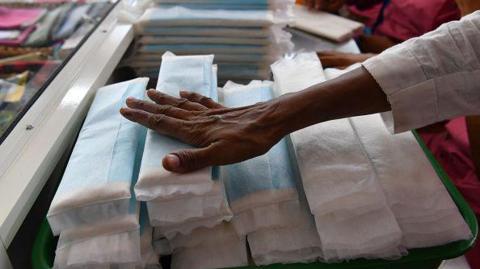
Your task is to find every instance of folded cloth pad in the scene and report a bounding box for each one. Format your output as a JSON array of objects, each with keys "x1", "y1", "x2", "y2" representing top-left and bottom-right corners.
[
  {"x1": 136, "y1": 6, "x2": 274, "y2": 29},
  {"x1": 136, "y1": 26, "x2": 271, "y2": 38},
  {"x1": 350, "y1": 114, "x2": 472, "y2": 249},
  {"x1": 220, "y1": 80, "x2": 299, "y2": 236},
  {"x1": 247, "y1": 200, "x2": 322, "y2": 265},
  {"x1": 47, "y1": 78, "x2": 149, "y2": 236},
  {"x1": 135, "y1": 52, "x2": 231, "y2": 238},
  {"x1": 170, "y1": 222, "x2": 248, "y2": 269},
  {"x1": 53, "y1": 197, "x2": 141, "y2": 269},
  {"x1": 271, "y1": 54, "x2": 404, "y2": 261},
  {"x1": 138, "y1": 36, "x2": 271, "y2": 46}
]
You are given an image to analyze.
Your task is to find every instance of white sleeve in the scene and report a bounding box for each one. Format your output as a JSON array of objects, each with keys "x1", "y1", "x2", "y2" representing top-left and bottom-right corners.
[{"x1": 362, "y1": 11, "x2": 480, "y2": 133}]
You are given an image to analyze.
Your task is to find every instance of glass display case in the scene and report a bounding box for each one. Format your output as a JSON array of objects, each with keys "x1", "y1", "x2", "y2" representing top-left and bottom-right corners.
[
  {"x1": 0, "y1": 1, "x2": 136, "y2": 268},
  {"x1": 0, "y1": 0, "x2": 115, "y2": 143}
]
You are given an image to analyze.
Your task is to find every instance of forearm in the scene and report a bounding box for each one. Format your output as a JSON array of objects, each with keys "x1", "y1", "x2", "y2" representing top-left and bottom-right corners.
[{"x1": 272, "y1": 66, "x2": 390, "y2": 136}]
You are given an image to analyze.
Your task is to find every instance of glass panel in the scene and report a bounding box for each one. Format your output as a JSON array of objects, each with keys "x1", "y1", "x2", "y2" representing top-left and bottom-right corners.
[{"x1": 0, "y1": 0, "x2": 115, "y2": 143}]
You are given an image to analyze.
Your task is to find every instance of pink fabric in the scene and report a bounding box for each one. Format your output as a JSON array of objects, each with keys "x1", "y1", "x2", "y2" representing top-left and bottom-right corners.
[
  {"x1": 347, "y1": 3, "x2": 383, "y2": 27},
  {"x1": 418, "y1": 118, "x2": 480, "y2": 268},
  {"x1": 376, "y1": 0, "x2": 460, "y2": 41},
  {"x1": 0, "y1": 7, "x2": 45, "y2": 30},
  {"x1": 0, "y1": 25, "x2": 35, "y2": 46},
  {"x1": 347, "y1": 0, "x2": 460, "y2": 41}
]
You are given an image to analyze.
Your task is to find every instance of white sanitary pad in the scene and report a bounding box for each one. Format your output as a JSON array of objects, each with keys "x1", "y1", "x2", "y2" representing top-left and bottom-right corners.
[
  {"x1": 47, "y1": 78, "x2": 149, "y2": 236},
  {"x1": 220, "y1": 80, "x2": 299, "y2": 235},
  {"x1": 247, "y1": 200, "x2": 322, "y2": 265},
  {"x1": 53, "y1": 200, "x2": 141, "y2": 269},
  {"x1": 136, "y1": 6, "x2": 274, "y2": 29},
  {"x1": 271, "y1": 54, "x2": 404, "y2": 261},
  {"x1": 170, "y1": 223, "x2": 248, "y2": 269},
  {"x1": 350, "y1": 114, "x2": 472, "y2": 248},
  {"x1": 135, "y1": 52, "x2": 232, "y2": 237}
]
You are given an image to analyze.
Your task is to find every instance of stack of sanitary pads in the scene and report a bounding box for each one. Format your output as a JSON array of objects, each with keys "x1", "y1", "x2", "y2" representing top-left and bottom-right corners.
[
  {"x1": 271, "y1": 52, "x2": 472, "y2": 261},
  {"x1": 220, "y1": 80, "x2": 300, "y2": 236},
  {"x1": 170, "y1": 223, "x2": 248, "y2": 269},
  {"x1": 154, "y1": 0, "x2": 294, "y2": 13},
  {"x1": 48, "y1": 78, "x2": 161, "y2": 268},
  {"x1": 135, "y1": 52, "x2": 232, "y2": 240},
  {"x1": 124, "y1": 4, "x2": 293, "y2": 84}
]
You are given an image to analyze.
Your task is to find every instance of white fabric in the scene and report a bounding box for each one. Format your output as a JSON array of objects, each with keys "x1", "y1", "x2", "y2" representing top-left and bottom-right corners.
[
  {"x1": 47, "y1": 78, "x2": 149, "y2": 235},
  {"x1": 53, "y1": 214, "x2": 141, "y2": 269},
  {"x1": 247, "y1": 201, "x2": 322, "y2": 265},
  {"x1": 271, "y1": 52, "x2": 325, "y2": 95},
  {"x1": 362, "y1": 11, "x2": 480, "y2": 133},
  {"x1": 170, "y1": 223, "x2": 248, "y2": 269},
  {"x1": 135, "y1": 52, "x2": 231, "y2": 238},
  {"x1": 220, "y1": 80, "x2": 299, "y2": 235},
  {"x1": 272, "y1": 54, "x2": 404, "y2": 260},
  {"x1": 350, "y1": 114, "x2": 472, "y2": 248},
  {"x1": 291, "y1": 5, "x2": 363, "y2": 42},
  {"x1": 135, "y1": 52, "x2": 217, "y2": 202},
  {"x1": 136, "y1": 26, "x2": 271, "y2": 38},
  {"x1": 139, "y1": 36, "x2": 271, "y2": 46},
  {"x1": 136, "y1": 6, "x2": 274, "y2": 28}
]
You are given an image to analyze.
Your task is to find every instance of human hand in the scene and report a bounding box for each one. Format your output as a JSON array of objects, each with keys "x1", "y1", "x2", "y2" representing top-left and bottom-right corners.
[
  {"x1": 303, "y1": 0, "x2": 344, "y2": 12},
  {"x1": 318, "y1": 51, "x2": 376, "y2": 69},
  {"x1": 120, "y1": 90, "x2": 287, "y2": 173}
]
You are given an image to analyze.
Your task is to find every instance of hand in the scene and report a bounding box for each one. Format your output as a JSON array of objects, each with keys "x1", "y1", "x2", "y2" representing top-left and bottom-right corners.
[
  {"x1": 318, "y1": 51, "x2": 376, "y2": 69},
  {"x1": 303, "y1": 0, "x2": 344, "y2": 12},
  {"x1": 120, "y1": 90, "x2": 287, "y2": 173}
]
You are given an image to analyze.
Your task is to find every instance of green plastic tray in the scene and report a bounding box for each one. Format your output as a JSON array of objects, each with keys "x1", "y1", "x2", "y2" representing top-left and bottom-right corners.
[{"x1": 31, "y1": 132, "x2": 478, "y2": 269}]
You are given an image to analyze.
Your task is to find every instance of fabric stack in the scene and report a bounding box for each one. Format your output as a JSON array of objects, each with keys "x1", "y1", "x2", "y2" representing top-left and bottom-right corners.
[
  {"x1": 126, "y1": 3, "x2": 293, "y2": 84},
  {"x1": 47, "y1": 78, "x2": 161, "y2": 269},
  {"x1": 170, "y1": 223, "x2": 248, "y2": 269},
  {"x1": 219, "y1": 80, "x2": 323, "y2": 266},
  {"x1": 135, "y1": 53, "x2": 232, "y2": 249},
  {"x1": 271, "y1": 52, "x2": 472, "y2": 261}
]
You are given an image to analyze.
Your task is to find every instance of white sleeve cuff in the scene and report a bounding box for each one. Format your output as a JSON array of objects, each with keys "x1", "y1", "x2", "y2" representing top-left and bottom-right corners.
[{"x1": 362, "y1": 44, "x2": 437, "y2": 133}]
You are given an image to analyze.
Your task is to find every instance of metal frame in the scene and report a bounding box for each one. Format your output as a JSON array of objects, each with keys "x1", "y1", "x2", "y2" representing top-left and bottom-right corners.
[{"x1": 0, "y1": 3, "x2": 134, "y2": 250}]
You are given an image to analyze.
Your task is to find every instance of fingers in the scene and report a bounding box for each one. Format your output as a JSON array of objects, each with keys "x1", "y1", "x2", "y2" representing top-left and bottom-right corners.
[
  {"x1": 163, "y1": 143, "x2": 221, "y2": 173},
  {"x1": 180, "y1": 91, "x2": 225, "y2": 109},
  {"x1": 147, "y1": 89, "x2": 208, "y2": 111},
  {"x1": 126, "y1": 97, "x2": 193, "y2": 120},
  {"x1": 120, "y1": 107, "x2": 190, "y2": 140}
]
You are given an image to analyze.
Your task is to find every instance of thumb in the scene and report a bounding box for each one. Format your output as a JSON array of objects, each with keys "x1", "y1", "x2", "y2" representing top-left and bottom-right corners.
[{"x1": 162, "y1": 144, "x2": 219, "y2": 173}]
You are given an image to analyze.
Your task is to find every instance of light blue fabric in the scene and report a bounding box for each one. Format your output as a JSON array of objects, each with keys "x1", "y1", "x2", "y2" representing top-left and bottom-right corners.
[
  {"x1": 158, "y1": 3, "x2": 269, "y2": 10},
  {"x1": 140, "y1": 44, "x2": 267, "y2": 55},
  {"x1": 137, "y1": 6, "x2": 272, "y2": 28},
  {"x1": 157, "y1": 52, "x2": 217, "y2": 100},
  {"x1": 221, "y1": 82, "x2": 296, "y2": 204},
  {"x1": 135, "y1": 53, "x2": 218, "y2": 201},
  {"x1": 138, "y1": 26, "x2": 270, "y2": 38},
  {"x1": 47, "y1": 78, "x2": 149, "y2": 235}
]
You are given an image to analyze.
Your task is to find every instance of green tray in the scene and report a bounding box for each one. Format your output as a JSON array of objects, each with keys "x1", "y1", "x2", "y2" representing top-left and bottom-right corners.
[{"x1": 32, "y1": 132, "x2": 478, "y2": 269}]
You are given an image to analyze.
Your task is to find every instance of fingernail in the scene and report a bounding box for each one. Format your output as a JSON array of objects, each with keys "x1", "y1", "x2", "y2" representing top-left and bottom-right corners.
[
  {"x1": 120, "y1": 107, "x2": 130, "y2": 115},
  {"x1": 163, "y1": 154, "x2": 180, "y2": 170}
]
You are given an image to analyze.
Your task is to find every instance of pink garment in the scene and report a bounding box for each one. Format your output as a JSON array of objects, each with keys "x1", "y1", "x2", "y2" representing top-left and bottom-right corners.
[
  {"x1": 418, "y1": 118, "x2": 480, "y2": 269},
  {"x1": 0, "y1": 26, "x2": 36, "y2": 46},
  {"x1": 347, "y1": 3, "x2": 383, "y2": 27},
  {"x1": 0, "y1": 7, "x2": 45, "y2": 30},
  {"x1": 376, "y1": 0, "x2": 460, "y2": 41},
  {"x1": 347, "y1": 0, "x2": 460, "y2": 41}
]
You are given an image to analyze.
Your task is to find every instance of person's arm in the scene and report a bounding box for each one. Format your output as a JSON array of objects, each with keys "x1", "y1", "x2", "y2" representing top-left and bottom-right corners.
[
  {"x1": 120, "y1": 67, "x2": 389, "y2": 173},
  {"x1": 362, "y1": 10, "x2": 480, "y2": 133},
  {"x1": 121, "y1": 11, "x2": 480, "y2": 173}
]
